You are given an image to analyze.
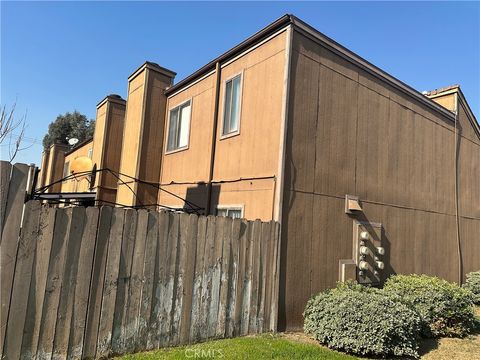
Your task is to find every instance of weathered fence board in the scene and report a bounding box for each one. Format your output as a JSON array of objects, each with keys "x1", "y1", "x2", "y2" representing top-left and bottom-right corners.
[
  {"x1": 122, "y1": 209, "x2": 148, "y2": 353},
  {"x1": 83, "y1": 206, "x2": 113, "y2": 359},
  {"x1": 0, "y1": 162, "x2": 29, "y2": 355},
  {"x1": 189, "y1": 215, "x2": 207, "y2": 342},
  {"x1": 53, "y1": 207, "x2": 87, "y2": 359},
  {"x1": 96, "y1": 208, "x2": 125, "y2": 357},
  {"x1": 20, "y1": 206, "x2": 56, "y2": 359},
  {"x1": 0, "y1": 198, "x2": 280, "y2": 360},
  {"x1": 179, "y1": 214, "x2": 198, "y2": 345},
  {"x1": 0, "y1": 161, "x2": 12, "y2": 232},
  {"x1": 112, "y1": 208, "x2": 138, "y2": 354},
  {"x1": 37, "y1": 208, "x2": 72, "y2": 360},
  {"x1": 68, "y1": 207, "x2": 100, "y2": 358},
  {"x1": 3, "y1": 201, "x2": 42, "y2": 359},
  {"x1": 134, "y1": 211, "x2": 157, "y2": 351}
]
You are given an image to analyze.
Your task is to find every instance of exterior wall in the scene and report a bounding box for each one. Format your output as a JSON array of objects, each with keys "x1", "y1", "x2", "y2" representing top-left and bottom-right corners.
[
  {"x1": 61, "y1": 140, "x2": 93, "y2": 193},
  {"x1": 37, "y1": 149, "x2": 50, "y2": 189},
  {"x1": 456, "y1": 100, "x2": 480, "y2": 276},
  {"x1": 158, "y1": 31, "x2": 287, "y2": 221},
  {"x1": 116, "y1": 71, "x2": 147, "y2": 206},
  {"x1": 44, "y1": 143, "x2": 69, "y2": 193},
  {"x1": 116, "y1": 63, "x2": 175, "y2": 207},
  {"x1": 92, "y1": 95, "x2": 126, "y2": 204},
  {"x1": 278, "y1": 30, "x2": 480, "y2": 330}
]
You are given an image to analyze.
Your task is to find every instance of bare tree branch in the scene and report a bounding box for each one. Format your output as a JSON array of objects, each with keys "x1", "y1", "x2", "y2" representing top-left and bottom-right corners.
[{"x1": 0, "y1": 102, "x2": 29, "y2": 162}]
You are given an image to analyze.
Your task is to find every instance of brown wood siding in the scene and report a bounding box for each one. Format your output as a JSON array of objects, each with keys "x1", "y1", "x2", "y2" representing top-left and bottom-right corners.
[
  {"x1": 104, "y1": 102, "x2": 126, "y2": 187},
  {"x1": 159, "y1": 31, "x2": 287, "y2": 219},
  {"x1": 279, "y1": 30, "x2": 480, "y2": 330},
  {"x1": 137, "y1": 72, "x2": 172, "y2": 206},
  {"x1": 45, "y1": 144, "x2": 68, "y2": 193},
  {"x1": 97, "y1": 101, "x2": 126, "y2": 203},
  {"x1": 116, "y1": 73, "x2": 147, "y2": 206}
]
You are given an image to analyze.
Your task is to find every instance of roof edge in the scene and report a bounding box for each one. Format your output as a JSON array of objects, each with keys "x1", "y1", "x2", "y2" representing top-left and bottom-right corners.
[
  {"x1": 289, "y1": 15, "x2": 455, "y2": 121},
  {"x1": 165, "y1": 14, "x2": 293, "y2": 95},
  {"x1": 164, "y1": 14, "x2": 456, "y2": 121},
  {"x1": 64, "y1": 137, "x2": 94, "y2": 156},
  {"x1": 456, "y1": 88, "x2": 480, "y2": 140}
]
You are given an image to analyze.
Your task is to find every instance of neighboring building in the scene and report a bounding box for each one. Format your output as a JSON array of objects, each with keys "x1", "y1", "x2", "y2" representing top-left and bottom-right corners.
[
  {"x1": 37, "y1": 94, "x2": 126, "y2": 205},
  {"x1": 60, "y1": 137, "x2": 93, "y2": 194},
  {"x1": 38, "y1": 142, "x2": 69, "y2": 193},
  {"x1": 37, "y1": 14, "x2": 480, "y2": 330}
]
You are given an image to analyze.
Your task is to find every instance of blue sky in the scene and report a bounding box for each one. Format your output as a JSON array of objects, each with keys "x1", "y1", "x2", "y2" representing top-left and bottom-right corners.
[{"x1": 2, "y1": 1, "x2": 479, "y2": 165}]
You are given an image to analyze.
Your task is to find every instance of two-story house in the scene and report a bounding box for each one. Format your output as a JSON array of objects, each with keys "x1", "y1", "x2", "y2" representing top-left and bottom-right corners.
[{"x1": 38, "y1": 14, "x2": 480, "y2": 330}]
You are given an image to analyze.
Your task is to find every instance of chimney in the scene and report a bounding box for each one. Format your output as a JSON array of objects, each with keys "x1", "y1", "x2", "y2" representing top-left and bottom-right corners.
[
  {"x1": 37, "y1": 148, "x2": 50, "y2": 189},
  {"x1": 116, "y1": 62, "x2": 176, "y2": 207},
  {"x1": 44, "y1": 143, "x2": 69, "y2": 193},
  {"x1": 91, "y1": 94, "x2": 126, "y2": 204}
]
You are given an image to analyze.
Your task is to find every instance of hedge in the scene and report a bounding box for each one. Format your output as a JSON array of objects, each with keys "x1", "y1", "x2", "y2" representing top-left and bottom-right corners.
[
  {"x1": 384, "y1": 274, "x2": 476, "y2": 337},
  {"x1": 463, "y1": 271, "x2": 480, "y2": 305},
  {"x1": 304, "y1": 282, "x2": 421, "y2": 358}
]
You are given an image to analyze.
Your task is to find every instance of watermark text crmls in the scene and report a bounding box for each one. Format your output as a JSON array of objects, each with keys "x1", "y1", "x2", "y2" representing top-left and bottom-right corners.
[{"x1": 185, "y1": 348, "x2": 225, "y2": 358}]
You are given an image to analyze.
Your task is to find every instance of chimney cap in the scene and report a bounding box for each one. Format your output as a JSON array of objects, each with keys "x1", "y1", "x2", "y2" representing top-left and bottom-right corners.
[
  {"x1": 96, "y1": 94, "x2": 126, "y2": 108},
  {"x1": 128, "y1": 61, "x2": 176, "y2": 82}
]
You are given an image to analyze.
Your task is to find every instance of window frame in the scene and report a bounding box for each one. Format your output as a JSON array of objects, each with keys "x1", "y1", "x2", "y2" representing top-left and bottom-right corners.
[
  {"x1": 220, "y1": 71, "x2": 244, "y2": 140},
  {"x1": 216, "y1": 204, "x2": 244, "y2": 219},
  {"x1": 165, "y1": 98, "x2": 193, "y2": 155},
  {"x1": 63, "y1": 161, "x2": 70, "y2": 179}
]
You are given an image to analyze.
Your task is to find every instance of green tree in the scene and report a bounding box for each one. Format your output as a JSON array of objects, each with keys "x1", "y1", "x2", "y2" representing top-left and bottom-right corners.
[{"x1": 42, "y1": 110, "x2": 95, "y2": 150}]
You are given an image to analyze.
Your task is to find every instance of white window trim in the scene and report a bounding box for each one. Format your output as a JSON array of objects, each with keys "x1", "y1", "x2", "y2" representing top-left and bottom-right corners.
[
  {"x1": 165, "y1": 98, "x2": 193, "y2": 155},
  {"x1": 216, "y1": 204, "x2": 244, "y2": 218},
  {"x1": 220, "y1": 70, "x2": 244, "y2": 140}
]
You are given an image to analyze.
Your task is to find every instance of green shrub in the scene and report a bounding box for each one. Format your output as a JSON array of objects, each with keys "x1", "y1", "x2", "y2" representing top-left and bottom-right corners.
[
  {"x1": 384, "y1": 274, "x2": 476, "y2": 338},
  {"x1": 303, "y1": 282, "x2": 421, "y2": 358},
  {"x1": 463, "y1": 271, "x2": 480, "y2": 305}
]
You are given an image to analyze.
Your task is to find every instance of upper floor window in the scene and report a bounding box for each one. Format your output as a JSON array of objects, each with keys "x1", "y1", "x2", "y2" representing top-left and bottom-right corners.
[
  {"x1": 222, "y1": 73, "x2": 242, "y2": 137},
  {"x1": 63, "y1": 161, "x2": 70, "y2": 178},
  {"x1": 167, "y1": 100, "x2": 191, "y2": 152}
]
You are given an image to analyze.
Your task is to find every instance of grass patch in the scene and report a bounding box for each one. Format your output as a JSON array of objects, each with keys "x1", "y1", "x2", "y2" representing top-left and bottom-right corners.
[
  {"x1": 115, "y1": 306, "x2": 480, "y2": 360},
  {"x1": 114, "y1": 333, "x2": 359, "y2": 359}
]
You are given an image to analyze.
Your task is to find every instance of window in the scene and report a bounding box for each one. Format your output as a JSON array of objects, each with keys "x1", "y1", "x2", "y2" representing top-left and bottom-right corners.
[
  {"x1": 63, "y1": 161, "x2": 70, "y2": 178},
  {"x1": 167, "y1": 100, "x2": 191, "y2": 152},
  {"x1": 216, "y1": 207, "x2": 243, "y2": 219},
  {"x1": 222, "y1": 74, "x2": 242, "y2": 136},
  {"x1": 87, "y1": 148, "x2": 93, "y2": 158}
]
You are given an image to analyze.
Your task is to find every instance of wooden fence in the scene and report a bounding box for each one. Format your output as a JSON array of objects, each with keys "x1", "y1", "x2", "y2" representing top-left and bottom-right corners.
[{"x1": 0, "y1": 162, "x2": 281, "y2": 359}]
